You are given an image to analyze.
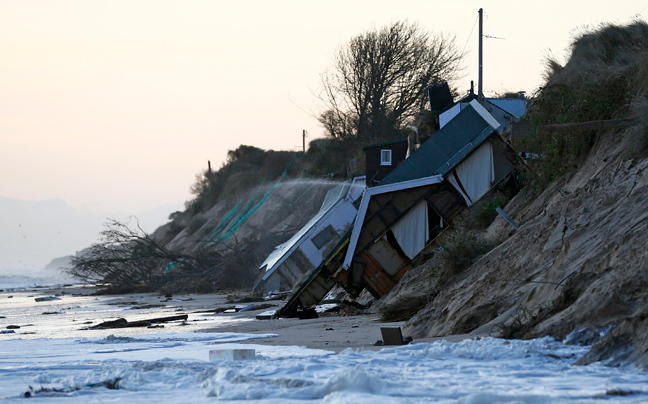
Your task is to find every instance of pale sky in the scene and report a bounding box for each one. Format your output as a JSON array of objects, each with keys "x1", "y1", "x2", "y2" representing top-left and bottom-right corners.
[{"x1": 2, "y1": 0, "x2": 647, "y2": 216}]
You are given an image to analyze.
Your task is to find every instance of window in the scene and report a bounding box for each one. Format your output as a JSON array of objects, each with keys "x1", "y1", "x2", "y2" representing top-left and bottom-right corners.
[
  {"x1": 380, "y1": 149, "x2": 392, "y2": 166},
  {"x1": 311, "y1": 225, "x2": 337, "y2": 249}
]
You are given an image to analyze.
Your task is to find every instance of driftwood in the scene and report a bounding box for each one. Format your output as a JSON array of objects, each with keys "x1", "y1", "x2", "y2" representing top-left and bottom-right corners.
[
  {"x1": 89, "y1": 314, "x2": 188, "y2": 329},
  {"x1": 142, "y1": 314, "x2": 188, "y2": 323},
  {"x1": 537, "y1": 117, "x2": 638, "y2": 135}
]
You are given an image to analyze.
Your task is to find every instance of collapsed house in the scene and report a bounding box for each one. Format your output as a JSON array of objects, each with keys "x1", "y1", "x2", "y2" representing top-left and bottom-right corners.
[
  {"x1": 337, "y1": 99, "x2": 527, "y2": 299},
  {"x1": 262, "y1": 98, "x2": 528, "y2": 316},
  {"x1": 252, "y1": 176, "x2": 365, "y2": 294}
]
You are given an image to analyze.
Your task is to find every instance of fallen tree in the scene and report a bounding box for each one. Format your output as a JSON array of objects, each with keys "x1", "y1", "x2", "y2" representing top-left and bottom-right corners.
[{"x1": 66, "y1": 218, "x2": 222, "y2": 293}]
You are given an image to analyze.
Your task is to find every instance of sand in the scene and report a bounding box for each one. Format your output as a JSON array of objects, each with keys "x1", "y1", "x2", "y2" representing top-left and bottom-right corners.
[{"x1": 0, "y1": 284, "x2": 429, "y2": 352}]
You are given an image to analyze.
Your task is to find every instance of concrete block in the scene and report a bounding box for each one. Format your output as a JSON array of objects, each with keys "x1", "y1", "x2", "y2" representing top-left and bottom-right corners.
[
  {"x1": 256, "y1": 310, "x2": 277, "y2": 320},
  {"x1": 209, "y1": 349, "x2": 255, "y2": 361}
]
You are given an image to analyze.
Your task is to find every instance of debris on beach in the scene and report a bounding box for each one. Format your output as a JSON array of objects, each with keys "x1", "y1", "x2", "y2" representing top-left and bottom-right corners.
[
  {"x1": 88, "y1": 314, "x2": 188, "y2": 329},
  {"x1": 169, "y1": 297, "x2": 194, "y2": 302},
  {"x1": 196, "y1": 303, "x2": 276, "y2": 316},
  {"x1": 263, "y1": 291, "x2": 291, "y2": 301},
  {"x1": 315, "y1": 303, "x2": 340, "y2": 314},
  {"x1": 296, "y1": 307, "x2": 318, "y2": 320},
  {"x1": 238, "y1": 304, "x2": 256, "y2": 312},
  {"x1": 379, "y1": 326, "x2": 413, "y2": 346},
  {"x1": 34, "y1": 296, "x2": 61, "y2": 302},
  {"x1": 209, "y1": 348, "x2": 255, "y2": 361},
  {"x1": 256, "y1": 310, "x2": 277, "y2": 320},
  {"x1": 23, "y1": 378, "x2": 122, "y2": 397},
  {"x1": 129, "y1": 304, "x2": 166, "y2": 310}
]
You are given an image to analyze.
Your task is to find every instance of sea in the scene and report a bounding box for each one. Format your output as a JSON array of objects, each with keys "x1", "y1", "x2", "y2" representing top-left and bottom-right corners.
[
  {"x1": 1, "y1": 277, "x2": 648, "y2": 402},
  {"x1": 0, "y1": 269, "x2": 75, "y2": 291}
]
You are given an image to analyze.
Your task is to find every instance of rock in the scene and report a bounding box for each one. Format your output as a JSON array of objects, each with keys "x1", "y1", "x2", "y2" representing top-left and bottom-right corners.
[{"x1": 563, "y1": 326, "x2": 615, "y2": 346}]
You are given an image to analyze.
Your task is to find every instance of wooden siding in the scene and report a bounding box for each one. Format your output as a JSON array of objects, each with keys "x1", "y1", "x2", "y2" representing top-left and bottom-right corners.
[{"x1": 364, "y1": 140, "x2": 409, "y2": 187}]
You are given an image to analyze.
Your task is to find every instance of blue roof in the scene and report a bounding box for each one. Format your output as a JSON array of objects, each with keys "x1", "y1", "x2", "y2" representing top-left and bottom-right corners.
[
  {"x1": 488, "y1": 98, "x2": 528, "y2": 119},
  {"x1": 379, "y1": 100, "x2": 500, "y2": 186}
]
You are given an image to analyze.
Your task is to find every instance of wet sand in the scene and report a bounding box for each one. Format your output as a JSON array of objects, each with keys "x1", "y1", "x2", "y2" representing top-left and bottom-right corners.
[{"x1": 0, "y1": 284, "x2": 420, "y2": 352}]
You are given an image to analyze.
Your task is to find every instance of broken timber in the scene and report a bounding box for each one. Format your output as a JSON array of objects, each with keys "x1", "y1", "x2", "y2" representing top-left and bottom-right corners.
[
  {"x1": 496, "y1": 207, "x2": 520, "y2": 230},
  {"x1": 89, "y1": 314, "x2": 188, "y2": 329},
  {"x1": 537, "y1": 117, "x2": 638, "y2": 135}
]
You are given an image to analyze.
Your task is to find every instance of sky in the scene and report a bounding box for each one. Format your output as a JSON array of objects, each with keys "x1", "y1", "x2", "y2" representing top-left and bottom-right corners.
[{"x1": 2, "y1": 0, "x2": 647, "y2": 217}]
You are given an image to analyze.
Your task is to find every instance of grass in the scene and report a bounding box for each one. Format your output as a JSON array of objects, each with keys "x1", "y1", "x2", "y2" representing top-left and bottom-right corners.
[
  {"x1": 522, "y1": 21, "x2": 648, "y2": 183},
  {"x1": 438, "y1": 226, "x2": 498, "y2": 276}
]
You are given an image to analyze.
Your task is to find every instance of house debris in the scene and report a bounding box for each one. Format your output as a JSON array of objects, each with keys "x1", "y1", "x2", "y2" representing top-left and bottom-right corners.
[
  {"x1": 378, "y1": 326, "x2": 413, "y2": 346},
  {"x1": 253, "y1": 176, "x2": 365, "y2": 294}
]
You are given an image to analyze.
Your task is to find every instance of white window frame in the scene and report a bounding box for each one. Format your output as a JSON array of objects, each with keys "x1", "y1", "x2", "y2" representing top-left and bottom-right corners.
[{"x1": 380, "y1": 149, "x2": 392, "y2": 166}]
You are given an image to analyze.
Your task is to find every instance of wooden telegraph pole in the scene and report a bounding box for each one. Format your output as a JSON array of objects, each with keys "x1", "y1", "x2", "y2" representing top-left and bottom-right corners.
[{"x1": 478, "y1": 8, "x2": 484, "y2": 104}]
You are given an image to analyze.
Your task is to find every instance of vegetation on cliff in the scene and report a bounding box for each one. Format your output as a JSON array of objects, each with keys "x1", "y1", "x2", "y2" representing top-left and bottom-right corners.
[{"x1": 523, "y1": 20, "x2": 648, "y2": 182}]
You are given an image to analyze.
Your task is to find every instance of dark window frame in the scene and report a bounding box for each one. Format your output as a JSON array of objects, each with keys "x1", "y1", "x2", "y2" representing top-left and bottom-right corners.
[{"x1": 311, "y1": 225, "x2": 337, "y2": 249}]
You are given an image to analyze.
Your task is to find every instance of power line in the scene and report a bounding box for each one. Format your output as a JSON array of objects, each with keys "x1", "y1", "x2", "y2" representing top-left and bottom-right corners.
[
  {"x1": 638, "y1": 3, "x2": 648, "y2": 15},
  {"x1": 450, "y1": 14, "x2": 479, "y2": 81},
  {"x1": 459, "y1": 15, "x2": 479, "y2": 61}
]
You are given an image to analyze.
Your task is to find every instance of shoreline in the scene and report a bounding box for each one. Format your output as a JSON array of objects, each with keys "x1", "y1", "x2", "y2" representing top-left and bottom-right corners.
[{"x1": 0, "y1": 283, "x2": 454, "y2": 352}]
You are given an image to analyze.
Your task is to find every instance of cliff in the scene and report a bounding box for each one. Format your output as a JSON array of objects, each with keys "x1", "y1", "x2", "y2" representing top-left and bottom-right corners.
[{"x1": 378, "y1": 21, "x2": 648, "y2": 369}]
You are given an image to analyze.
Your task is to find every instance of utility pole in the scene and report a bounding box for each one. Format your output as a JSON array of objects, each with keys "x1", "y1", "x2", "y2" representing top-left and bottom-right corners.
[
  {"x1": 302, "y1": 130, "x2": 306, "y2": 153},
  {"x1": 478, "y1": 8, "x2": 484, "y2": 104}
]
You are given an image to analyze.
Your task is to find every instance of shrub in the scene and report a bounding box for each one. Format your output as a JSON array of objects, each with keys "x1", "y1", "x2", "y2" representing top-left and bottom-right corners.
[
  {"x1": 474, "y1": 197, "x2": 508, "y2": 229},
  {"x1": 185, "y1": 215, "x2": 207, "y2": 237},
  {"x1": 438, "y1": 226, "x2": 496, "y2": 276},
  {"x1": 185, "y1": 145, "x2": 296, "y2": 214}
]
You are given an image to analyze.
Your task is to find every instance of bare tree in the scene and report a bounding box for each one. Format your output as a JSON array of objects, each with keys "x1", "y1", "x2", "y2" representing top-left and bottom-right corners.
[
  {"x1": 67, "y1": 218, "x2": 220, "y2": 291},
  {"x1": 319, "y1": 21, "x2": 462, "y2": 145}
]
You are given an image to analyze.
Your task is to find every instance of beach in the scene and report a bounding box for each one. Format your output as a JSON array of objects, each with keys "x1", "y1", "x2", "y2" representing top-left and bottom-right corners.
[
  {"x1": 2, "y1": 284, "x2": 648, "y2": 403},
  {"x1": 0, "y1": 283, "x2": 405, "y2": 349}
]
